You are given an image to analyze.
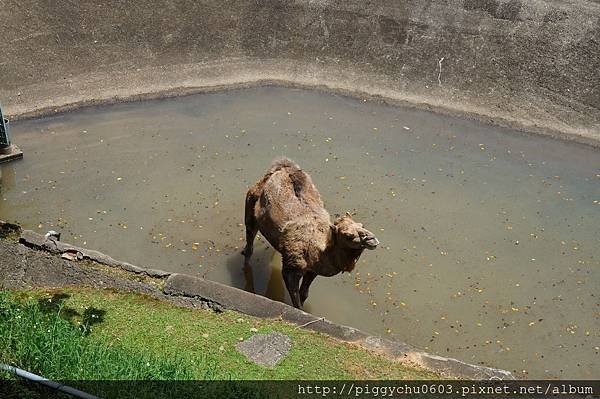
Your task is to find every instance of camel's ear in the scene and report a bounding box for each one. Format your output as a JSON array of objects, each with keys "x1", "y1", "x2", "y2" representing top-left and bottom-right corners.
[{"x1": 345, "y1": 211, "x2": 353, "y2": 218}]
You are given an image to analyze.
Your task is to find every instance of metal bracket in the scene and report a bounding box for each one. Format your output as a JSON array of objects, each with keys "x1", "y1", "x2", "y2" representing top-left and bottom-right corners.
[
  {"x1": 0, "y1": 104, "x2": 23, "y2": 163},
  {"x1": 0, "y1": 104, "x2": 9, "y2": 148}
]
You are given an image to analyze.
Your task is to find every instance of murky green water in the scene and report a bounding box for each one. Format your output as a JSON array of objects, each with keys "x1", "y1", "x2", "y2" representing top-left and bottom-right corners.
[{"x1": 2, "y1": 87, "x2": 599, "y2": 378}]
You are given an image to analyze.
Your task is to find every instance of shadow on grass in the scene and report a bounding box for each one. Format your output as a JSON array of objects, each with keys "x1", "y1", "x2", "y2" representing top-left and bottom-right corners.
[{"x1": 37, "y1": 292, "x2": 106, "y2": 335}]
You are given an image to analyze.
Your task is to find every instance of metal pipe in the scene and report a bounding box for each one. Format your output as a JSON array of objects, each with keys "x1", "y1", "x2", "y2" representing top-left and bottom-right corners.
[{"x1": 0, "y1": 363, "x2": 99, "y2": 399}]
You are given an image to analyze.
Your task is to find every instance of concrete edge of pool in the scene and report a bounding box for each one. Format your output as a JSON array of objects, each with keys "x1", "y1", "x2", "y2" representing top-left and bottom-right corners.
[
  {"x1": 12, "y1": 222, "x2": 513, "y2": 380},
  {"x1": 3, "y1": 0, "x2": 600, "y2": 149},
  {"x1": 4, "y1": 69, "x2": 600, "y2": 150}
]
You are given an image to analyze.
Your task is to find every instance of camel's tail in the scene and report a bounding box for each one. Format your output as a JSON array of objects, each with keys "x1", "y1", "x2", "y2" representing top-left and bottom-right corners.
[{"x1": 267, "y1": 157, "x2": 309, "y2": 199}]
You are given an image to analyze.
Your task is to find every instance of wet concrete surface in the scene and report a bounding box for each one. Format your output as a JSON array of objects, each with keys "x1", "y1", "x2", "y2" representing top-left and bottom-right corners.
[{"x1": 1, "y1": 87, "x2": 599, "y2": 378}]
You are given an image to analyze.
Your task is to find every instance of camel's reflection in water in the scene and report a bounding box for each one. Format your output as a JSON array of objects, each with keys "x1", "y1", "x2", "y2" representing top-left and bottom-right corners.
[{"x1": 227, "y1": 244, "x2": 313, "y2": 314}]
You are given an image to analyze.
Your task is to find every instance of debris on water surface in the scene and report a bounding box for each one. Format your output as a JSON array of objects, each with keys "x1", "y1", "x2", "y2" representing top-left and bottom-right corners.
[{"x1": 61, "y1": 250, "x2": 83, "y2": 261}]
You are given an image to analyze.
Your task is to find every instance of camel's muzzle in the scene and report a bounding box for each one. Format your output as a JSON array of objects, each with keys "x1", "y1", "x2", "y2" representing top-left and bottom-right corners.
[{"x1": 362, "y1": 236, "x2": 379, "y2": 250}]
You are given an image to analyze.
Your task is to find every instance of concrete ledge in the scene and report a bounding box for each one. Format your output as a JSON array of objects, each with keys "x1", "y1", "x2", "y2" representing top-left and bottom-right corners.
[
  {"x1": 5, "y1": 62, "x2": 600, "y2": 149},
  {"x1": 164, "y1": 273, "x2": 513, "y2": 380},
  {"x1": 13, "y1": 225, "x2": 513, "y2": 379},
  {"x1": 19, "y1": 229, "x2": 171, "y2": 278}
]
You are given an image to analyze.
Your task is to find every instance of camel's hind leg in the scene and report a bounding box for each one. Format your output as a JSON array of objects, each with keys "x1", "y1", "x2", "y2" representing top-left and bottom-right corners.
[
  {"x1": 242, "y1": 189, "x2": 259, "y2": 260},
  {"x1": 282, "y1": 265, "x2": 303, "y2": 309}
]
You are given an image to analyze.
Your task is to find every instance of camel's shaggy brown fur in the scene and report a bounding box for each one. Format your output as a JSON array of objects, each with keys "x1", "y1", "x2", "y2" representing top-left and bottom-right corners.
[{"x1": 243, "y1": 158, "x2": 379, "y2": 308}]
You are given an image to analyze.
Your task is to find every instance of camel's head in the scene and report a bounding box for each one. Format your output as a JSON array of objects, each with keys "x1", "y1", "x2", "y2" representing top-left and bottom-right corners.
[{"x1": 333, "y1": 213, "x2": 380, "y2": 250}]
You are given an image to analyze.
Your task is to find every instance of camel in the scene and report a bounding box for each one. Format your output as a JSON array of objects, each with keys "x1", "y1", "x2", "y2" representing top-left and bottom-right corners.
[{"x1": 242, "y1": 158, "x2": 379, "y2": 309}]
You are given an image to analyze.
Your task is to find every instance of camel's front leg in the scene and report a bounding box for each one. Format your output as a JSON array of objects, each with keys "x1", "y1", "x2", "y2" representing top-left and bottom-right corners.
[
  {"x1": 299, "y1": 271, "x2": 317, "y2": 306},
  {"x1": 282, "y1": 261, "x2": 304, "y2": 309},
  {"x1": 242, "y1": 191, "x2": 259, "y2": 261}
]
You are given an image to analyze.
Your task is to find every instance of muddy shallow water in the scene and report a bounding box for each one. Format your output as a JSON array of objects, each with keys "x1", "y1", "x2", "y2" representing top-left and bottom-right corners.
[{"x1": 2, "y1": 87, "x2": 599, "y2": 378}]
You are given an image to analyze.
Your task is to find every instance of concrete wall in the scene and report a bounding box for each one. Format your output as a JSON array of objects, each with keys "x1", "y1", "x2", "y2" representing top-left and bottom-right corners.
[{"x1": 2, "y1": 0, "x2": 599, "y2": 144}]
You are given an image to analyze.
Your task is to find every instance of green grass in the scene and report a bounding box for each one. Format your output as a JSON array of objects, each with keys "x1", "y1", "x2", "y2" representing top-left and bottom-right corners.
[
  {"x1": 0, "y1": 290, "x2": 194, "y2": 380},
  {"x1": 0, "y1": 287, "x2": 437, "y2": 396}
]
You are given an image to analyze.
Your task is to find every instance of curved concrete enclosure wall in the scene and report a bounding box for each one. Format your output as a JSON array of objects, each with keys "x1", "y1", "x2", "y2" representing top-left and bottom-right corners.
[{"x1": 2, "y1": 0, "x2": 599, "y2": 143}]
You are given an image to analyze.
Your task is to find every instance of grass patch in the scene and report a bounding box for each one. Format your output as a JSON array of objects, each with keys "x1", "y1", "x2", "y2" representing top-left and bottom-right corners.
[
  {"x1": 0, "y1": 290, "x2": 194, "y2": 380},
  {"x1": 0, "y1": 287, "x2": 437, "y2": 393}
]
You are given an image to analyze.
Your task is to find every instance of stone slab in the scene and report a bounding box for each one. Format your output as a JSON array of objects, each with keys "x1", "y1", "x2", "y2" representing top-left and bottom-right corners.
[{"x1": 236, "y1": 332, "x2": 291, "y2": 367}]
